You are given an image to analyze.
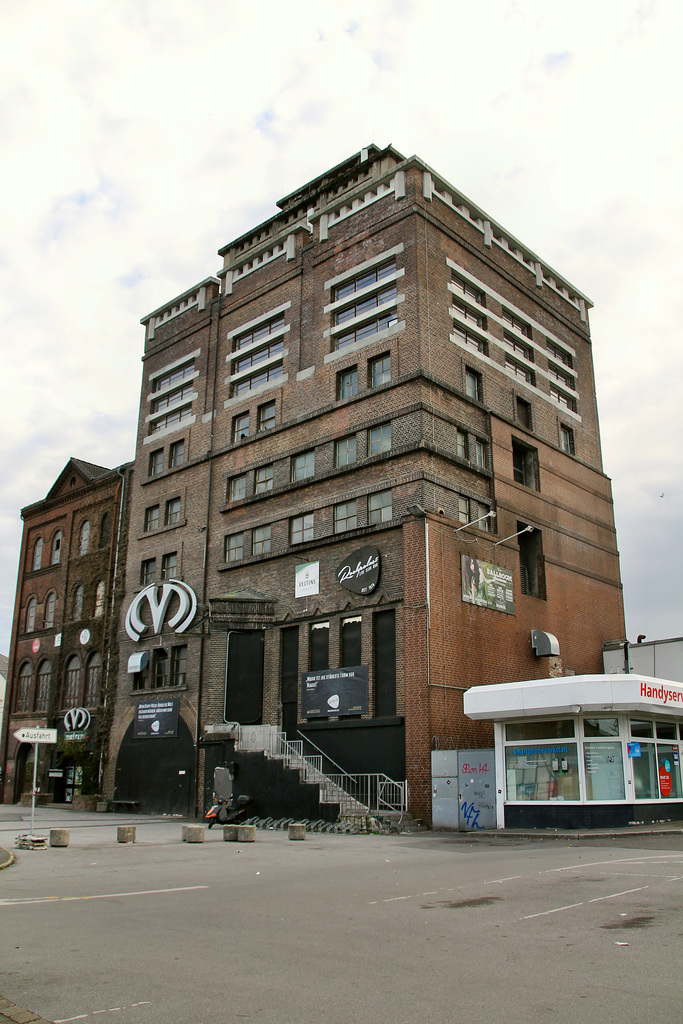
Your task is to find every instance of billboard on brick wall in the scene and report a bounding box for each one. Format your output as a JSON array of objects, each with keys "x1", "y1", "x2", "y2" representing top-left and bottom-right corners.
[
  {"x1": 461, "y1": 555, "x2": 514, "y2": 614},
  {"x1": 301, "y1": 666, "x2": 369, "y2": 718},
  {"x1": 134, "y1": 698, "x2": 179, "y2": 738}
]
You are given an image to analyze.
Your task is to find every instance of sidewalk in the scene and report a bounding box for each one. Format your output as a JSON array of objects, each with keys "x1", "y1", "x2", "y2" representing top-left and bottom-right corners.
[{"x1": 0, "y1": 995, "x2": 53, "y2": 1024}]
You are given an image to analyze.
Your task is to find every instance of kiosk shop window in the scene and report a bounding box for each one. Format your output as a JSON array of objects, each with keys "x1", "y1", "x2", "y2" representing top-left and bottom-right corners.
[
  {"x1": 583, "y1": 718, "x2": 625, "y2": 801},
  {"x1": 504, "y1": 721, "x2": 579, "y2": 801}
]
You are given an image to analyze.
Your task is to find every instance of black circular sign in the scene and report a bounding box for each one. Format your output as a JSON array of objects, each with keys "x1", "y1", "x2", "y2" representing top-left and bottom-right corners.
[{"x1": 336, "y1": 545, "x2": 380, "y2": 595}]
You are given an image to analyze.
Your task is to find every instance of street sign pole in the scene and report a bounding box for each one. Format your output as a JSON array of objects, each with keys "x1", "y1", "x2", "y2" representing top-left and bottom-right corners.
[{"x1": 13, "y1": 728, "x2": 58, "y2": 838}]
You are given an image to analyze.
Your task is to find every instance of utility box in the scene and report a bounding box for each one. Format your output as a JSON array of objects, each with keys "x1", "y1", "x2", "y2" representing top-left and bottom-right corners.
[{"x1": 432, "y1": 749, "x2": 496, "y2": 830}]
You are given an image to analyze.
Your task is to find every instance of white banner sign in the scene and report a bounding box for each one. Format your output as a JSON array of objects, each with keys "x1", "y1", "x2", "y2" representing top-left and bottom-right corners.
[{"x1": 295, "y1": 561, "x2": 320, "y2": 598}]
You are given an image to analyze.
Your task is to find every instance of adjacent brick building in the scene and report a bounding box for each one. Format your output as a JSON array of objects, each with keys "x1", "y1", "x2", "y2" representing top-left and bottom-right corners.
[
  {"x1": 1, "y1": 459, "x2": 131, "y2": 805},
  {"x1": 107, "y1": 145, "x2": 625, "y2": 822}
]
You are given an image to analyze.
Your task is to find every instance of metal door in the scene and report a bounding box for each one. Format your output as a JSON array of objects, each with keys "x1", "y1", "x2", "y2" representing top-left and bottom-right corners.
[
  {"x1": 457, "y1": 749, "x2": 495, "y2": 830},
  {"x1": 431, "y1": 751, "x2": 459, "y2": 829}
]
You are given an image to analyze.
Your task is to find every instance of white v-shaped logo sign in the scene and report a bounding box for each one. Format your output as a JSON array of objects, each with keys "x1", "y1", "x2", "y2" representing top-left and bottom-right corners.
[{"x1": 125, "y1": 581, "x2": 197, "y2": 641}]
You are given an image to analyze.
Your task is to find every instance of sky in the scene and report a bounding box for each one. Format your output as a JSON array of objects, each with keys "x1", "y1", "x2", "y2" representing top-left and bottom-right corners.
[{"x1": 1, "y1": 0, "x2": 681, "y2": 655}]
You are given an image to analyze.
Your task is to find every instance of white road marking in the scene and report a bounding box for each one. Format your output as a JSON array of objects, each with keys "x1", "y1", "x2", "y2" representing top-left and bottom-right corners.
[
  {"x1": 545, "y1": 854, "x2": 683, "y2": 874},
  {"x1": 0, "y1": 886, "x2": 208, "y2": 906},
  {"x1": 522, "y1": 885, "x2": 649, "y2": 920},
  {"x1": 484, "y1": 875, "x2": 521, "y2": 884},
  {"x1": 54, "y1": 1002, "x2": 152, "y2": 1022}
]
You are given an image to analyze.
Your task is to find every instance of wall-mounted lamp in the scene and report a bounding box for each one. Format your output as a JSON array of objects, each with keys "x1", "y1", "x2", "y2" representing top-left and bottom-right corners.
[
  {"x1": 454, "y1": 509, "x2": 496, "y2": 533},
  {"x1": 493, "y1": 524, "x2": 533, "y2": 547}
]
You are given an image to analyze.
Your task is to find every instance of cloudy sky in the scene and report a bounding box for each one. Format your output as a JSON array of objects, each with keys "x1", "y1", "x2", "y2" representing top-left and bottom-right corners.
[{"x1": 1, "y1": 0, "x2": 681, "y2": 654}]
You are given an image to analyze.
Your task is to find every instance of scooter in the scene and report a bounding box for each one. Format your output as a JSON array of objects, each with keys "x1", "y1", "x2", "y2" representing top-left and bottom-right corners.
[{"x1": 205, "y1": 792, "x2": 253, "y2": 829}]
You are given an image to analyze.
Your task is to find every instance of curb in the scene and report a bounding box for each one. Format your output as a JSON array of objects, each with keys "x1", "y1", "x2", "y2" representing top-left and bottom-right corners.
[
  {"x1": 0, "y1": 846, "x2": 15, "y2": 870},
  {"x1": 0, "y1": 994, "x2": 53, "y2": 1023}
]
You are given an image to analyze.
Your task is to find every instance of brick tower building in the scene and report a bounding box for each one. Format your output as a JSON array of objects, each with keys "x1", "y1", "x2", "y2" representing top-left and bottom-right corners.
[{"x1": 108, "y1": 146, "x2": 625, "y2": 822}]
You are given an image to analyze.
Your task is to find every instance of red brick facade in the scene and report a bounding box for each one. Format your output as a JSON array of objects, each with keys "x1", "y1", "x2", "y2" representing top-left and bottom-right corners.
[{"x1": 107, "y1": 146, "x2": 624, "y2": 821}]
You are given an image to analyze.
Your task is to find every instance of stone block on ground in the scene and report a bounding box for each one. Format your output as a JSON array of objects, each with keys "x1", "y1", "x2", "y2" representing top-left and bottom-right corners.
[
  {"x1": 288, "y1": 823, "x2": 307, "y2": 841},
  {"x1": 49, "y1": 828, "x2": 70, "y2": 848},
  {"x1": 222, "y1": 825, "x2": 239, "y2": 841},
  {"x1": 237, "y1": 824, "x2": 256, "y2": 843},
  {"x1": 183, "y1": 825, "x2": 205, "y2": 843},
  {"x1": 117, "y1": 825, "x2": 136, "y2": 843}
]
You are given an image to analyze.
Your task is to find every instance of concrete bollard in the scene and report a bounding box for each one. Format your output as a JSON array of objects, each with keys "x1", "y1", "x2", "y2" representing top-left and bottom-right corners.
[
  {"x1": 117, "y1": 825, "x2": 136, "y2": 844},
  {"x1": 288, "y1": 823, "x2": 307, "y2": 841},
  {"x1": 183, "y1": 825, "x2": 205, "y2": 843},
  {"x1": 96, "y1": 801, "x2": 109, "y2": 813},
  {"x1": 222, "y1": 825, "x2": 239, "y2": 842},
  {"x1": 236, "y1": 824, "x2": 256, "y2": 843},
  {"x1": 49, "y1": 828, "x2": 70, "y2": 848}
]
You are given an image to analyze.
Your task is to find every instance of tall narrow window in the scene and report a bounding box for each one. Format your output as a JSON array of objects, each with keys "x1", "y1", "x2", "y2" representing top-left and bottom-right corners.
[
  {"x1": 370, "y1": 354, "x2": 391, "y2": 387},
  {"x1": 64, "y1": 656, "x2": 81, "y2": 708},
  {"x1": 368, "y1": 490, "x2": 392, "y2": 524},
  {"x1": 374, "y1": 610, "x2": 396, "y2": 717},
  {"x1": 72, "y1": 585, "x2": 84, "y2": 620},
  {"x1": 255, "y1": 465, "x2": 273, "y2": 494},
  {"x1": 100, "y1": 513, "x2": 111, "y2": 548},
  {"x1": 253, "y1": 526, "x2": 271, "y2": 556},
  {"x1": 226, "y1": 534, "x2": 244, "y2": 562},
  {"x1": 341, "y1": 617, "x2": 362, "y2": 667},
  {"x1": 51, "y1": 530, "x2": 63, "y2": 565},
  {"x1": 338, "y1": 368, "x2": 358, "y2": 399},
  {"x1": 25, "y1": 597, "x2": 37, "y2": 633},
  {"x1": 161, "y1": 552, "x2": 178, "y2": 580},
  {"x1": 16, "y1": 663, "x2": 32, "y2": 712},
  {"x1": 310, "y1": 622, "x2": 330, "y2": 671},
  {"x1": 518, "y1": 524, "x2": 545, "y2": 599},
  {"x1": 233, "y1": 413, "x2": 250, "y2": 441},
  {"x1": 465, "y1": 369, "x2": 481, "y2": 402},
  {"x1": 516, "y1": 397, "x2": 531, "y2": 429},
  {"x1": 94, "y1": 581, "x2": 106, "y2": 618},
  {"x1": 335, "y1": 436, "x2": 357, "y2": 467},
  {"x1": 258, "y1": 401, "x2": 276, "y2": 431},
  {"x1": 79, "y1": 520, "x2": 90, "y2": 556},
  {"x1": 32, "y1": 538, "x2": 43, "y2": 571},
  {"x1": 560, "y1": 425, "x2": 575, "y2": 455},
  {"x1": 171, "y1": 645, "x2": 188, "y2": 686},
  {"x1": 149, "y1": 449, "x2": 164, "y2": 476},
  {"x1": 145, "y1": 505, "x2": 160, "y2": 531},
  {"x1": 141, "y1": 558, "x2": 156, "y2": 585},
  {"x1": 335, "y1": 500, "x2": 357, "y2": 532},
  {"x1": 44, "y1": 592, "x2": 56, "y2": 629},
  {"x1": 169, "y1": 439, "x2": 185, "y2": 468},
  {"x1": 512, "y1": 439, "x2": 539, "y2": 490},
  {"x1": 165, "y1": 497, "x2": 181, "y2": 525},
  {"x1": 369, "y1": 423, "x2": 391, "y2": 455},
  {"x1": 85, "y1": 653, "x2": 102, "y2": 705},
  {"x1": 35, "y1": 661, "x2": 51, "y2": 712}
]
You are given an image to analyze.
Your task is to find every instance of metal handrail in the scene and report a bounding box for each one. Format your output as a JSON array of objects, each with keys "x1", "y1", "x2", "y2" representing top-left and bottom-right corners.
[{"x1": 296, "y1": 730, "x2": 355, "y2": 780}]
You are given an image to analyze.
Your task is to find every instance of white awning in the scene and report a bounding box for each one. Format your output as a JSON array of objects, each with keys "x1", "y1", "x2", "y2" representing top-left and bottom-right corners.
[
  {"x1": 127, "y1": 651, "x2": 150, "y2": 674},
  {"x1": 464, "y1": 673, "x2": 683, "y2": 721}
]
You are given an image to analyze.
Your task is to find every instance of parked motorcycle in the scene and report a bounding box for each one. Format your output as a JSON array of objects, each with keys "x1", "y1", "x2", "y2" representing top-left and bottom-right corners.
[{"x1": 205, "y1": 792, "x2": 253, "y2": 829}]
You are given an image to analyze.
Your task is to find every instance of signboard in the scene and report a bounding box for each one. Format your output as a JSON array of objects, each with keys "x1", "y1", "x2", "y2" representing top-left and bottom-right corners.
[
  {"x1": 133, "y1": 699, "x2": 179, "y2": 738},
  {"x1": 336, "y1": 546, "x2": 380, "y2": 595},
  {"x1": 63, "y1": 707, "x2": 92, "y2": 743},
  {"x1": 627, "y1": 741, "x2": 641, "y2": 758},
  {"x1": 13, "y1": 727, "x2": 57, "y2": 744},
  {"x1": 461, "y1": 555, "x2": 514, "y2": 614},
  {"x1": 295, "y1": 561, "x2": 320, "y2": 598},
  {"x1": 125, "y1": 581, "x2": 197, "y2": 641},
  {"x1": 301, "y1": 666, "x2": 369, "y2": 718}
]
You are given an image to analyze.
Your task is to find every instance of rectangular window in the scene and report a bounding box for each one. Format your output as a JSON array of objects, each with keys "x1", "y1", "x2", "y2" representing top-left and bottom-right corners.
[
  {"x1": 505, "y1": 744, "x2": 579, "y2": 801},
  {"x1": 149, "y1": 449, "x2": 164, "y2": 476},
  {"x1": 230, "y1": 475, "x2": 247, "y2": 502},
  {"x1": 503, "y1": 332, "x2": 532, "y2": 361},
  {"x1": 309, "y1": 621, "x2": 330, "y2": 671},
  {"x1": 512, "y1": 439, "x2": 538, "y2": 489},
  {"x1": 452, "y1": 323, "x2": 488, "y2": 355},
  {"x1": 335, "y1": 310, "x2": 399, "y2": 351},
  {"x1": 170, "y1": 645, "x2": 187, "y2": 687},
  {"x1": 234, "y1": 312, "x2": 285, "y2": 351},
  {"x1": 518, "y1": 524, "x2": 544, "y2": 598},
  {"x1": 233, "y1": 362, "x2": 284, "y2": 396},
  {"x1": 141, "y1": 558, "x2": 156, "y2": 586},
  {"x1": 226, "y1": 534, "x2": 243, "y2": 562},
  {"x1": 370, "y1": 353, "x2": 391, "y2": 387},
  {"x1": 336, "y1": 436, "x2": 357, "y2": 467},
  {"x1": 548, "y1": 362, "x2": 575, "y2": 389},
  {"x1": 151, "y1": 382, "x2": 194, "y2": 414},
  {"x1": 150, "y1": 404, "x2": 192, "y2": 434},
  {"x1": 368, "y1": 490, "x2": 392, "y2": 524},
  {"x1": 169, "y1": 440, "x2": 185, "y2": 468},
  {"x1": 144, "y1": 505, "x2": 160, "y2": 531},
  {"x1": 502, "y1": 309, "x2": 531, "y2": 338},
  {"x1": 335, "y1": 500, "x2": 357, "y2": 532},
  {"x1": 233, "y1": 413, "x2": 249, "y2": 442},
  {"x1": 549, "y1": 384, "x2": 577, "y2": 412},
  {"x1": 547, "y1": 340, "x2": 573, "y2": 369},
  {"x1": 341, "y1": 616, "x2": 362, "y2": 667},
  {"x1": 451, "y1": 272, "x2": 485, "y2": 306},
  {"x1": 560, "y1": 425, "x2": 575, "y2": 454},
  {"x1": 165, "y1": 498, "x2": 181, "y2": 525},
  {"x1": 456, "y1": 430, "x2": 466, "y2": 459},
  {"x1": 334, "y1": 258, "x2": 397, "y2": 302},
  {"x1": 506, "y1": 357, "x2": 535, "y2": 385},
  {"x1": 290, "y1": 514, "x2": 314, "y2": 544},
  {"x1": 474, "y1": 501, "x2": 490, "y2": 531},
  {"x1": 253, "y1": 525, "x2": 271, "y2": 556},
  {"x1": 457, "y1": 495, "x2": 468, "y2": 523},
  {"x1": 335, "y1": 284, "x2": 397, "y2": 325},
  {"x1": 233, "y1": 337, "x2": 285, "y2": 375},
  {"x1": 152, "y1": 359, "x2": 195, "y2": 393},
  {"x1": 255, "y1": 465, "x2": 273, "y2": 494},
  {"x1": 516, "y1": 397, "x2": 532, "y2": 429},
  {"x1": 465, "y1": 369, "x2": 481, "y2": 401},
  {"x1": 258, "y1": 401, "x2": 276, "y2": 431},
  {"x1": 161, "y1": 552, "x2": 178, "y2": 580},
  {"x1": 152, "y1": 650, "x2": 169, "y2": 689},
  {"x1": 473, "y1": 440, "x2": 486, "y2": 468},
  {"x1": 452, "y1": 299, "x2": 486, "y2": 330},
  {"x1": 292, "y1": 452, "x2": 315, "y2": 481},
  {"x1": 369, "y1": 423, "x2": 391, "y2": 456},
  {"x1": 338, "y1": 367, "x2": 358, "y2": 399}
]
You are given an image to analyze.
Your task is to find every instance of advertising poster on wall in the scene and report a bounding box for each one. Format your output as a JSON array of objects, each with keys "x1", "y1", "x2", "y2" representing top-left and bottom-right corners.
[
  {"x1": 295, "y1": 561, "x2": 320, "y2": 598},
  {"x1": 301, "y1": 666, "x2": 369, "y2": 718},
  {"x1": 461, "y1": 555, "x2": 514, "y2": 614},
  {"x1": 134, "y1": 698, "x2": 179, "y2": 738}
]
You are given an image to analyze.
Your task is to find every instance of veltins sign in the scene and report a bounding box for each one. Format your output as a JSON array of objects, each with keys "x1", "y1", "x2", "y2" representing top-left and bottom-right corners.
[
  {"x1": 125, "y1": 581, "x2": 197, "y2": 641},
  {"x1": 301, "y1": 666, "x2": 369, "y2": 718},
  {"x1": 295, "y1": 561, "x2": 320, "y2": 598},
  {"x1": 336, "y1": 545, "x2": 380, "y2": 595}
]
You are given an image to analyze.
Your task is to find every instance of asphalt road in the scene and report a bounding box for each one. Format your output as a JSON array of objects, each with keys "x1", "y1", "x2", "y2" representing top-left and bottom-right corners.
[{"x1": 1, "y1": 807, "x2": 682, "y2": 1024}]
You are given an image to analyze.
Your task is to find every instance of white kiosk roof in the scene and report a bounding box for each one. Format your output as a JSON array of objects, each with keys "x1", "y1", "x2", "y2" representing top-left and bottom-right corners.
[{"x1": 464, "y1": 673, "x2": 683, "y2": 721}]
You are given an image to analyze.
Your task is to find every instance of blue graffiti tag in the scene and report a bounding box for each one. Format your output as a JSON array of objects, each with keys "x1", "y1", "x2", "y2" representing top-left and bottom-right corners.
[{"x1": 461, "y1": 801, "x2": 484, "y2": 830}]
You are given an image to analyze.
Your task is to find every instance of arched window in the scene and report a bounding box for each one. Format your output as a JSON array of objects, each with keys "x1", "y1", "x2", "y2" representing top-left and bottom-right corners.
[
  {"x1": 32, "y1": 537, "x2": 43, "y2": 571},
  {"x1": 72, "y1": 585, "x2": 84, "y2": 621},
  {"x1": 16, "y1": 663, "x2": 33, "y2": 712},
  {"x1": 64, "y1": 656, "x2": 81, "y2": 708},
  {"x1": 26, "y1": 596, "x2": 37, "y2": 633},
  {"x1": 94, "y1": 580, "x2": 106, "y2": 618},
  {"x1": 44, "y1": 592, "x2": 56, "y2": 629},
  {"x1": 100, "y1": 513, "x2": 111, "y2": 549},
  {"x1": 79, "y1": 520, "x2": 90, "y2": 556},
  {"x1": 51, "y1": 530, "x2": 63, "y2": 565},
  {"x1": 85, "y1": 653, "x2": 102, "y2": 706},
  {"x1": 36, "y1": 660, "x2": 51, "y2": 712}
]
